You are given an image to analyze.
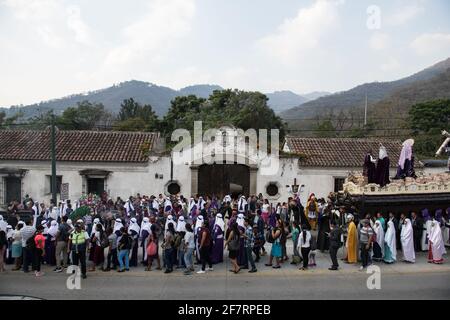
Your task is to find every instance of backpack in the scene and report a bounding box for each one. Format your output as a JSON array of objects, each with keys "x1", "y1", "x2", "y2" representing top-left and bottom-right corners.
[
  {"x1": 26, "y1": 233, "x2": 36, "y2": 250},
  {"x1": 100, "y1": 234, "x2": 109, "y2": 249},
  {"x1": 266, "y1": 228, "x2": 275, "y2": 243},
  {"x1": 174, "y1": 234, "x2": 183, "y2": 248},
  {"x1": 60, "y1": 225, "x2": 70, "y2": 242},
  {"x1": 146, "y1": 239, "x2": 157, "y2": 256}
]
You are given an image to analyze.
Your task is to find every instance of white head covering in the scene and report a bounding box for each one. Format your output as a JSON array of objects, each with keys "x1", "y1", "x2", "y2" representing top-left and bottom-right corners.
[
  {"x1": 6, "y1": 225, "x2": 14, "y2": 239},
  {"x1": 400, "y1": 218, "x2": 415, "y2": 262},
  {"x1": 237, "y1": 213, "x2": 245, "y2": 228},
  {"x1": 223, "y1": 195, "x2": 232, "y2": 203},
  {"x1": 429, "y1": 219, "x2": 446, "y2": 259},
  {"x1": 125, "y1": 200, "x2": 135, "y2": 215},
  {"x1": 165, "y1": 214, "x2": 177, "y2": 232},
  {"x1": 214, "y1": 213, "x2": 225, "y2": 232},
  {"x1": 238, "y1": 196, "x2": 247, "y2": 212},
  {"x1": 48, "y1": 220, "x2": 59, "y2": 238},
  {"x1": 164, "y1": 199, "x2": 173, "y2": 212},
  {"x1": 379, "y1": 145, "x2": 388, "y2": 160},
  {"x1": 195, "y1": 215, "x2": 204, "y2": 234},
  {"x1": 189, "y1": 198, "x2": 196, "y2": 212},
  {"x1": 176, "y1": 216, "x2": 186, "y2": 232},
  {"x1": 140, "y1": 217, "x2": 151, "y2": 237},
  {"x1": 41, "y1": 220, "x2": 49, "y2": 234},
  {"x1": 113, "y1": 218, "x2": 124, "y2": 233},
  {"x1": 76, "y1": 219, "x2": 83, "y2": 224},
  {"x1": 198, "y1": 197, "x2": 205, "y2": 210},
  {"x1": 152, "y1": 198, "x2": 159, "y2": 210},
  {"x1": 374, "y1": 220, "x2": 385, "y2": 257},
  {"x1": 398, "y1": 139, "x2": 414, "y2": 169},
  {"x1": 67, "y1": 219, "x2": 73, "y2": 229},
  {"x1": 128, "y1": 217, "x2": 140, "y2": 234},
  {"x1": 0, "y1": 215, "x2": 7, "y2": 232},
  {"x1": 346, "y1": 214, "x2": 354, "y2": 222},
  {"x1": 91, "y1": 218, "x2": 102, "y2": 236},
  {"x1": 385, "y1": 220, "x2": 397, "y2": 261}
]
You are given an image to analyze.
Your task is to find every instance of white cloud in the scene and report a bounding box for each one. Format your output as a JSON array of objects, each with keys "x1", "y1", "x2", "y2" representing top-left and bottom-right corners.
[
  {"x1": 369, "y1": 32, "x2": 390, "y2": 50},
  {"x1": 410, "y1": 33, "x2": 450, "y2": 56},
  {"x1": 66, "y1": 5, "x2": 92, "y2": 45},
  {"x1": 381, "y1": 57, "x2": 401, "y2": 72},
  {"x1": 104, "y1": 0, "x2": 196, "y2": 67},
  {"x1": 257, "y1": 0, "x2": 343, "y2": 64},
  {"x1": 386, "y1": 4, "x2": 424, "y2": 26},
  {"x1": 1, "y1": 0, "x2": 93, "y2": 48}
]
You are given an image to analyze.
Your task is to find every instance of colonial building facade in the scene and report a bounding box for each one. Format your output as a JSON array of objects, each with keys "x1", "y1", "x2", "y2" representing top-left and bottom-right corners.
[{"x1": 0, "y1": 129, "x2": 427, "y2": 208}]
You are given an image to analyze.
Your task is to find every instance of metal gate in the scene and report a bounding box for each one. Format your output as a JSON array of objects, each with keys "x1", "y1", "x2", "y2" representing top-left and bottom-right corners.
[{"x1": 198, "y1": 164, "x2": 250, "y2": 198}]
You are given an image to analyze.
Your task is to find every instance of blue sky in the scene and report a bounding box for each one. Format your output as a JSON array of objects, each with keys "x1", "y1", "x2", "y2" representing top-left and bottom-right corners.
[{"x1": 1, "y1": 0, "x2": 449, "y2": 106}]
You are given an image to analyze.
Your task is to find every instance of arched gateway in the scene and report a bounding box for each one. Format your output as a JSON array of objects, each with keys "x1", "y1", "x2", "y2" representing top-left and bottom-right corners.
[{"x1": 198, "y1": 164, "x2": 249, "y2": 199}]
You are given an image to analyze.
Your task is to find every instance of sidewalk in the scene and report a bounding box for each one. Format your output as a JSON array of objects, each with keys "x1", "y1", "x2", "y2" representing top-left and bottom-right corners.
[{"x1": 2, "y1": 245, "x2": 447, "y2": 278}]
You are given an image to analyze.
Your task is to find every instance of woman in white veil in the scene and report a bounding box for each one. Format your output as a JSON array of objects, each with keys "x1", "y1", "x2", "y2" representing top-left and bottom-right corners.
[
  {"x1": 401, "y1": 218, "x2": 415, "y2": 263},
  {"x1": 383, "y1": 220, "x2": 397, "y2": 263}
]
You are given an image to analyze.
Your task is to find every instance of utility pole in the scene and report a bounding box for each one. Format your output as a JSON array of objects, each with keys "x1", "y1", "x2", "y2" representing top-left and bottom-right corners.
[
  {"x1": 51, "y1": 112, "x2": 57, "y2": 206},
  {"x1": 364, "y1": 93, "x2": 368, "y2": 127}
]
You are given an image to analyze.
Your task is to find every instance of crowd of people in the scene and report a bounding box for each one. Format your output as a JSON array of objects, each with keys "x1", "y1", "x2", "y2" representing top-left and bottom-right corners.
[{"x1": 0, "y1": 192, "x2": 448, "y2": 278}]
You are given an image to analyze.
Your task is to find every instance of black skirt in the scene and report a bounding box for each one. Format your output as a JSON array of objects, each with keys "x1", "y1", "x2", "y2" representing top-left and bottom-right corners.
[{"x1": 229, "y1": 249, "x2": 238, "y2": 259}]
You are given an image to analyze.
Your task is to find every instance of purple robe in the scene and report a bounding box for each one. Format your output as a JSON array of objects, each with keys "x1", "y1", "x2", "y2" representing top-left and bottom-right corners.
[
  {"x1": 211, "y1": 224, "x2": 224, "y2": 264},
  {"x1": 376, "y1": 157, "x2": 390, "y2": 187},
  {"x1": 363, "y1": 154, "x2": 377, "y2": 183},
  {"x1": 237, "y1": 226, "x2": 247, "y2": 266},
  {"x1": 395, "y1": 156, "x2": 416, "y2": 179},
  {"x1": 269, "y1": 212, "x2": 277, "y2": 228}
]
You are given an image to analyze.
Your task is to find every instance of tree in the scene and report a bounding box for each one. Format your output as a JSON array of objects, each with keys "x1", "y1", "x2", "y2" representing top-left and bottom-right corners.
[
  {"x1": 58, "y1": 101, "x2": 111, "y2": 130},
  {"x1": 409, "y1": 99, "x2": 450, "y2": 157},
  {"x1": 313, "y1": 120, "x2": 337, "y2": 138},
  {"x1": 116, "y1": 98, "x2": 159, "y2": 131},
  {"x1": 160, "y1": 95, "x2": 206, "y2": 135},
  {"x1": 0, "y1": 111, "x2": 24, "y2": 128}
]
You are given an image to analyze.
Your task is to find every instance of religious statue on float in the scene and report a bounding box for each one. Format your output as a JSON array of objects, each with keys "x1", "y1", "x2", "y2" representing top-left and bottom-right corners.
[
  {"x1": 363, "y1": 149, "x2": 377, "y2": 184},
  {"x1": 435, "y1": 130, "x2": 450, "y2": 172},
  {"x1": 363, "y1": 144, "x2": 390, "y2": 186},
  {"x1": 394, "y1": 138, "x2": 416, "y2": 179}
]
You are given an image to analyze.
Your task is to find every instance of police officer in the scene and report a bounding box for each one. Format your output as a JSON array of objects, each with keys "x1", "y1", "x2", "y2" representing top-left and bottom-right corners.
[{"x1": 68, "y1": 223, "x2": 88, "y2": 279}]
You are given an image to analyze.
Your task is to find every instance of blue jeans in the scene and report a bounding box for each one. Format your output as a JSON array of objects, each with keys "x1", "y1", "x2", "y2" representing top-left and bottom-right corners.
[
  {"x1": 118, "y1": 249, "x2": 129, "y2": 271},
  {"x1": 164, "y1": 247, "x2": 174, "y2": 271},
  {"x1": 177, "y1": 247, "x2": 186, "y2": 268},
  {"x1": 184, "y1": 247, "x2": 194, "y2": 270}
]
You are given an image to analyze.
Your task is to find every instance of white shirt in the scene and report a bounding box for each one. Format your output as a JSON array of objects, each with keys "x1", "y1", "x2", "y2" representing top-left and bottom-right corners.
[
  {"x1": 184, "y1": 231, "x2": 195, "y2": 249},
  {"x1": 298, "y1": 230, "x2": 312, "y2": 249}
]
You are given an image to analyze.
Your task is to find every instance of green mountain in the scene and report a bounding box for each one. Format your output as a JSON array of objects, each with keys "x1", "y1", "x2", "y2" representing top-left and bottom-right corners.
[
  {"x1": 281, "y1": 57, "x2": 450, "y2": 122},
  {"x1": 1, "y1": 81, "x2": 224, "y2": 119}
]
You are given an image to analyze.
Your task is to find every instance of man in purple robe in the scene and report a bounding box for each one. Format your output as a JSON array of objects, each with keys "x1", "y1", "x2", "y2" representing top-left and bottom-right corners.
[{"x1": 211, "y1": 213, "x2": 224, "y2": 264}]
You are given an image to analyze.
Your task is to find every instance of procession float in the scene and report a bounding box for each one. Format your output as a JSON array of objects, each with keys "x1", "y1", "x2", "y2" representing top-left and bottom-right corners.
[{"x1": 336, "y1": 133, "x2": 450, "y2": 215}]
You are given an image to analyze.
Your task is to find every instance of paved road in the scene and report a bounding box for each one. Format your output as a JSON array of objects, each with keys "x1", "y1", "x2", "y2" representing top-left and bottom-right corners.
[
  {"x1": 1, "y1": 250, "x2": 449, "y2": 300},
  {"x1": 1, "y1": 269, "x2": 449, "y2": 300}
]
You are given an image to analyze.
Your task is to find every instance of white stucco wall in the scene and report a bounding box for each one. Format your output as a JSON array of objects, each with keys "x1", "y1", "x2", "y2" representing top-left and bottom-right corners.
[
  {"x1": 256, "y1": 158, "x2": 402, "y2": 206},
  {"x1": 0, "y1": 158, "x2": 179, "y2": 206},
  {"x1": 2, "y1": 156, "x2": 445, "y2": 209}
]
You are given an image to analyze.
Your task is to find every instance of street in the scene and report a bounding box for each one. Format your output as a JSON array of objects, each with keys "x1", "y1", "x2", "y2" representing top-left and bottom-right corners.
[{"x1": 1, "y1": 251, "x2": 449, "y2": 300}]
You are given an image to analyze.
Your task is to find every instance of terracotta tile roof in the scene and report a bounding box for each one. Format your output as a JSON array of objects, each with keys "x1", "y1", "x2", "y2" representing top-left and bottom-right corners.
[
  {"x1": 0, "y1": 130, "x2": 158, "y2": 163},
  {"x1": 285, "y1": 136, "x2": 403, "y2": 168}
]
